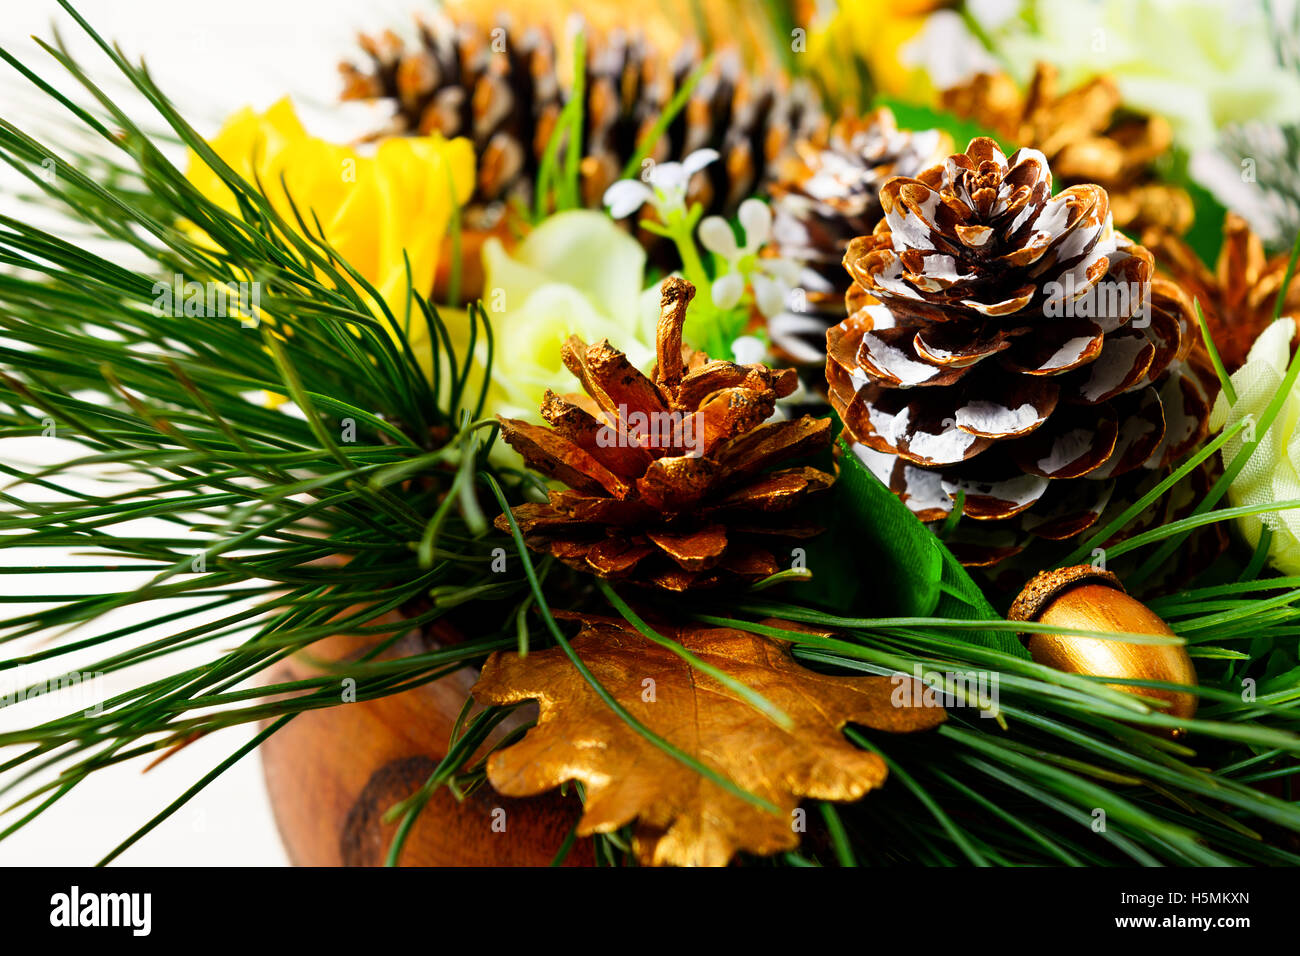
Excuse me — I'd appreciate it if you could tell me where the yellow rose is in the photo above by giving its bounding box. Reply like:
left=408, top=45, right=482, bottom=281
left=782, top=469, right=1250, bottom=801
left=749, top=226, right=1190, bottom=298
left=806, top=0, right=946, bottom=108
left=187, top=98, right=474, bottom=324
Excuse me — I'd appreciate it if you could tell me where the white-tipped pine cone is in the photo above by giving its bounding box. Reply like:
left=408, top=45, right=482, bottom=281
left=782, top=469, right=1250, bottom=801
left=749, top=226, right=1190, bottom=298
left=826, top=138, right=1211, bottom=565
left=767, top=108, right=950, bottom=366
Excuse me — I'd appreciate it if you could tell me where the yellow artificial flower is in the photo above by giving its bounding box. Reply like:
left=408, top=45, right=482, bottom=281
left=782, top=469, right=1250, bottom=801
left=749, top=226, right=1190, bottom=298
left=187, top=97, right=475, bottom=323
left=1209, top=319, right=1300, bottom=574
left=805, top=0, right=951, bottom=108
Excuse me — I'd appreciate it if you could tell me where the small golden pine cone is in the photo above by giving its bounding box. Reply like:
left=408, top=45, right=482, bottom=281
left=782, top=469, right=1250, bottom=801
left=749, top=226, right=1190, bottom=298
left=1144, top=211, right=1300, bottom=372
left=496, top=278, right=835, bottom=590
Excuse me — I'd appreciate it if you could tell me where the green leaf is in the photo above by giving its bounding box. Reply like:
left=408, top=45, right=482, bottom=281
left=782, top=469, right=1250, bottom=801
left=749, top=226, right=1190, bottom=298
left=824, top=437, right=1028, bottom=659
left=829, top=436, right=941, bottom=616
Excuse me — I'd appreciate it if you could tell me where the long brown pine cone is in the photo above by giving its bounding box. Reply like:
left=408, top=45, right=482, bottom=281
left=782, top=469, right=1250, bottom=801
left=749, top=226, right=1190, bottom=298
left=496, top=278, right=835, bottom=590
left=941, top=63, right=1193, bottom=239
left=766, top=108, right=952, bottom=366
left=340, top=17, right=825, bottom=226
left=826, top=137, right=1211, bottom=566
left=1144, top=211, right=1300, bottom=372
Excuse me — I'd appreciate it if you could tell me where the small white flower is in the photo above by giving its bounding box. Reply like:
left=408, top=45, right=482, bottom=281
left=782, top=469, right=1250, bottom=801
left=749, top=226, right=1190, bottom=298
left=603, top=180, right=654, bottom=220
left=730, top=334, right=768, bottom=366
left=602, top=148, right=719, bottom=222
left=710, top=271, right=747, bottom=311
left=699, top=198, right=800, bottom=318
left=751, top=273, right=788, bottom=318
left=738, top=198, right=773, bottom=248
left=698, top=215, right=740, bottom=260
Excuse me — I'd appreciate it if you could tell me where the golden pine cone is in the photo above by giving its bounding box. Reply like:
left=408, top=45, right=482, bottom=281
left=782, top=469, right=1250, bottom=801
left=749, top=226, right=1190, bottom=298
left=340, top=17, right=825, bottom=223
left=940, top=63, right=1193, bottom=238
left=1144, top=212, right=1300, bottom=372
left=827, top=137, right=1211, bottom=565
left=766, top=108, right=952, bottom=365
left=496, top=278, right=835, bottom=590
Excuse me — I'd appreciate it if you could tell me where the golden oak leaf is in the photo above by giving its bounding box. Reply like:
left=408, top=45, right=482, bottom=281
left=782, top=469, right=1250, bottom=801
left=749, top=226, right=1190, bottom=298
left=471, top=615, right=945, bottom=866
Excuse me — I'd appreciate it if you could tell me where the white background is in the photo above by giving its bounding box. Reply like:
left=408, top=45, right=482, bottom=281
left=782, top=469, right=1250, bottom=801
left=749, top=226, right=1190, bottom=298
left=0, top=0, right=432, bottom=867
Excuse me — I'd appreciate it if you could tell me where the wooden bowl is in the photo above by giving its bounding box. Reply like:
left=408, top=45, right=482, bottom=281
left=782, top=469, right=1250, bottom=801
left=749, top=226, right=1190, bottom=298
left=260, top=623, right=594, bottom=866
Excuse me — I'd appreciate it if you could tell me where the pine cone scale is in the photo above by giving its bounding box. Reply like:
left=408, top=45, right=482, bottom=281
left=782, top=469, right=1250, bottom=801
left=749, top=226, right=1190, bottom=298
left=645, top=525, right=730, bottom=571
left=1006, top=404, right=1119, bottom=479
left=1001, top=320, right=1104, bottom=375
left=712, top=417, right=832, bottom=481
left=946, top=472, right=1049, bottom=522
left=561, top=337, right=669, bottom=428
left=947, top=372, right=1059, bottom=439
left=587, top=537, right=658, bottom=576
left=636, top=456, right=719, bottom=510
left=1068, top=328, right=1155, bottom=404
left=712, top=466, right=835, bottom=512
left=539, top=390, right=654, bottom=478
left=1088, top=390, right=1166, bottom=480
left=512, top=420, right=634, bottom=499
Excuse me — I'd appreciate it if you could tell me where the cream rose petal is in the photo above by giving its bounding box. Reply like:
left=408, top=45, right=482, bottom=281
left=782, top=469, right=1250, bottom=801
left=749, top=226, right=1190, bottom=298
left=1216, top=318, right=1300, bottom=575
left=484, top=211, right=647, bottom=325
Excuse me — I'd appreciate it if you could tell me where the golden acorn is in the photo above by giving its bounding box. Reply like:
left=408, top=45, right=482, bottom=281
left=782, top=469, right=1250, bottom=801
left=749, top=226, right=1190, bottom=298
left=1009, top=565, right=1197, bottom=729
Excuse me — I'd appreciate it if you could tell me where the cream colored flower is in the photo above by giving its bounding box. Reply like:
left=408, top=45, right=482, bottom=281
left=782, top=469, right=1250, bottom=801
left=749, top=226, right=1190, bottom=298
left=698, top=199, right=801, bottom=318
left=456, top=210, right=661, bottom=423
left=1209, top=319, right=1300, bottom=574
left=994, top=0, right=1300, bottom=149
